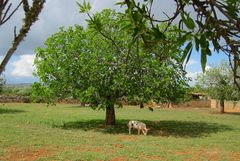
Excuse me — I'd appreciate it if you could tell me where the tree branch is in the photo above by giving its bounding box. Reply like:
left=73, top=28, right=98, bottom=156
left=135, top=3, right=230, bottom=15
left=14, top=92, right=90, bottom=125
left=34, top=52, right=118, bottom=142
left=0, top=0, right=46, bottom=74
left=0, top=0, right=22, bottom=25
left=22, top=0, right=29, bottom=13
left=214, top=2, right=239, bottom=30
left=86, top=12, right=124, bottom=55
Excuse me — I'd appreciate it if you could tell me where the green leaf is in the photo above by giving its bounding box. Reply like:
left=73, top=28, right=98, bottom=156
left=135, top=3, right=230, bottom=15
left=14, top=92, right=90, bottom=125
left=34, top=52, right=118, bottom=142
left=115, top=1, right=126, bottom=6
left=206, top=47, right=211, bottom=56
left=128, top=36, right=138, bottom=49
left=182, top=41, right=192, bottom=64
left=152, top=26, right=165, bottom=40
left=132, top=11, right=142, bottom=22
left=194, top=36, right=200, bottom=52
left=201, top=48, right=207, bottom=72
left=77, top=0, right=91, bottom=13
left=178, top=32, right=192, bottom=46
left=200, top=34, right=207, bottom=48
left=182, top=13, right=195, bottom=30
left=212, top=39, right=220, bottom=53
left=182, top=0, right=190, bottom=4
left=120, top=23, right=133, bottom=31
left=186, top=14, right=195, bottom=29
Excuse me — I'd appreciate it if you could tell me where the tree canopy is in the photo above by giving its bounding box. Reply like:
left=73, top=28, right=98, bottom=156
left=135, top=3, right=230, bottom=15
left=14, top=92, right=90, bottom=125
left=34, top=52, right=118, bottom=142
left=33, top=9, right=190, bottom=125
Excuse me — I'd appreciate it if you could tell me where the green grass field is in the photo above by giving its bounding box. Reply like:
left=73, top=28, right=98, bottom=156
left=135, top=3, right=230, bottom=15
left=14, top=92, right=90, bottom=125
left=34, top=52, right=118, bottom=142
left=0, top=103, right=240, bottom=160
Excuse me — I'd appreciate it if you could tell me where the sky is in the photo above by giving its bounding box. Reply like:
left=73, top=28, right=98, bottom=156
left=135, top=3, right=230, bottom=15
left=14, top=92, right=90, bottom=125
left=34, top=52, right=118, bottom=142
left=0, top=0, right=228, bottom=85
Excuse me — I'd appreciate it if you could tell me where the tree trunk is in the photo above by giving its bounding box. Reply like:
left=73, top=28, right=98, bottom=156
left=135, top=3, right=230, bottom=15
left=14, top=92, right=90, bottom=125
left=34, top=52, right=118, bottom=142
left=167, top=102, right=172, bottom=108
left=220, top=99, right=224, bottom=113
left=140, top=102, right=144, bottom=109
left=105, top=103, right=116, bottom=126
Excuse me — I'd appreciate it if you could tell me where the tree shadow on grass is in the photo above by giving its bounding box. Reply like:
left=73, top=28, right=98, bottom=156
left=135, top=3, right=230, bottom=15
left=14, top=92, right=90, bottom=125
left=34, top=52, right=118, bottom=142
left=0, top=108, right=26, bottom=114
left=56, top=119, right=232, bottom=138
left=144, top=120, right=231, bottom=137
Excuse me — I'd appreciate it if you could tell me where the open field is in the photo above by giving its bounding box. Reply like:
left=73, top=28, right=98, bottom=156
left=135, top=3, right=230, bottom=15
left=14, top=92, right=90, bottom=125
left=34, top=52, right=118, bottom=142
left=0, top=103, right=240, bottom=160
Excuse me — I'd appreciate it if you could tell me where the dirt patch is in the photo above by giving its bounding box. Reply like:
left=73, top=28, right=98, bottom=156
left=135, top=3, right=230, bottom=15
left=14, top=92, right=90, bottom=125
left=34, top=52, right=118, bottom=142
left=144, top=155, right=166, bottom=160
left=75, top=146, right=103, bottom=152
left=112, top=143, right=124, bottom=148
left=2, top=145, right=239, bottom=160
left=176, top=148, right=221, bottom=160
left=109, top=156, right=129, bottom=161
left=228, top=151, right=240, bottom=161
left=176, top=147, right=240, bottom=161
left=1, top=146, right=56, bottom=161
left=1, top=145, right=104, bottom=161
left=117, top=135, right=138, bottom=142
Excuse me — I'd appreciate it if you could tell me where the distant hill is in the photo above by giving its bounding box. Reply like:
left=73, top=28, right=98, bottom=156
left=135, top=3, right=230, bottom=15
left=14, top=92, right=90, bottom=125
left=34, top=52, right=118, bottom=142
left=5, top=83, right=33, bottom=88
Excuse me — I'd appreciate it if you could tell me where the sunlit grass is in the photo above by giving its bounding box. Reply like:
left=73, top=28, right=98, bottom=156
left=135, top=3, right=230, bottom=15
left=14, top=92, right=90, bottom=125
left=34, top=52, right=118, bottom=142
left=0, top=103, right=240, bottom=160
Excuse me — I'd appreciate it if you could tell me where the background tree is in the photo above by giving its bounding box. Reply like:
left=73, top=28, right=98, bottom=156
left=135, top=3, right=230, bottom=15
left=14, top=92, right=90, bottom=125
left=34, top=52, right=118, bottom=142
left=196, top=61, right=240, bottom=113
left=118, top=0, right=240, bottom=88
left=0, top=0, right=45, bottom=75
left=34, top=9, right=189, bottom=125
left=0, top=77, right=5, bottom=94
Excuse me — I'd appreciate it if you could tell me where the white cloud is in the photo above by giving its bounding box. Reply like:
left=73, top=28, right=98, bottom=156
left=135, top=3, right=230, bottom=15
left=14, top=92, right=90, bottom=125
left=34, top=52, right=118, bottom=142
left=11, top=55, right=35, bottom=77
left=206, top=65, right=211, bottom=70
left=186, top=71, right=202, bottom=85
left=187, top=59, right=198, bottom=66
left=186, top=64, right=211, bottom=86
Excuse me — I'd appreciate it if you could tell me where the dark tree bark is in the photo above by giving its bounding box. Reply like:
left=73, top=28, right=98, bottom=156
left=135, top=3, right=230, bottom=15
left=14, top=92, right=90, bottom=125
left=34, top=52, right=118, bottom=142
left=140, top=101, right=144, bottom=109
left=220, top=99, right=224, bottom=113
left=105, top=102, right=115, bottom=126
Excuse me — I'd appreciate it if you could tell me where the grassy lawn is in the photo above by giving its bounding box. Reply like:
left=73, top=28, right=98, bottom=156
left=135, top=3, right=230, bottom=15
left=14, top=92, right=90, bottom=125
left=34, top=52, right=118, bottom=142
left=0, top=103, right=240, bottom=160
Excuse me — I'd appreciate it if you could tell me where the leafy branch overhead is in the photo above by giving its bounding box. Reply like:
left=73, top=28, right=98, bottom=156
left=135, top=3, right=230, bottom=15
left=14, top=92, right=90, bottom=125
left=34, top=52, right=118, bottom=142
left=119, top=0, right=240, bottom=88
left=0, top=0, right=46, bottom=75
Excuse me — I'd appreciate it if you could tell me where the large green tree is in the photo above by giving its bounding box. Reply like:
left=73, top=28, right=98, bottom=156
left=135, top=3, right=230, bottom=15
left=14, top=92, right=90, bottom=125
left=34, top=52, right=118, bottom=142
left=196, top=61, right=240, bottom=113
left=34, top=9, right=189, bottom=125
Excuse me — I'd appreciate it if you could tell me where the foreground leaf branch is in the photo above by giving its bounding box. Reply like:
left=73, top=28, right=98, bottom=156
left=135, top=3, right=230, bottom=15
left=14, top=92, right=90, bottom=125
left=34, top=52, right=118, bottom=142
left=121, top=0, right=240, bottom=88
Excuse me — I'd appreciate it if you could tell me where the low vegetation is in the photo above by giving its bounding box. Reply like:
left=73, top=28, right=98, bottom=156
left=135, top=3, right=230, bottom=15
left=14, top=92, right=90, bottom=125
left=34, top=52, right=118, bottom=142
left=0, top=104, right=239, bottom=160
left=0, top=84, right=32, bottom=97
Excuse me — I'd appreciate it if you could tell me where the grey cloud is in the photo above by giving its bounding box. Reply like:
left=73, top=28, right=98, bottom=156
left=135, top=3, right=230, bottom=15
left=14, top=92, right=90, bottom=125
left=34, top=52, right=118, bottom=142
left=0, top=0, right=117, bottom=83
left=0, top=0, right=115, bottom=57
left=1, top=0, right=175, bottom=57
